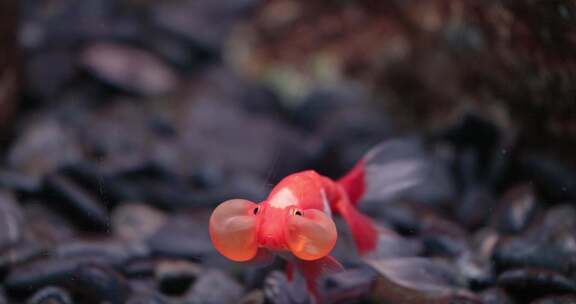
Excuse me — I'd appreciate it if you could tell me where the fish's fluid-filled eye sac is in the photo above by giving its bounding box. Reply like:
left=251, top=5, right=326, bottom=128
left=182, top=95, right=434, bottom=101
left=209, top=199, right=259, bottom=262
left=285, top=209, right=337, bottom=261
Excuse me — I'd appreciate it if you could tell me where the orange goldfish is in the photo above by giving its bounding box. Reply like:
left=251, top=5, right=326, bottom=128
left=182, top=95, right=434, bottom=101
left=209, top=159, right=379, bottom=302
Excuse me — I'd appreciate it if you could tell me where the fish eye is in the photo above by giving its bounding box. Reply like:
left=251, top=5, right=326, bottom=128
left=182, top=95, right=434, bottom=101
left=253, top=207, right=259, bottom=215
left=290, top=208, right=303, bottom=216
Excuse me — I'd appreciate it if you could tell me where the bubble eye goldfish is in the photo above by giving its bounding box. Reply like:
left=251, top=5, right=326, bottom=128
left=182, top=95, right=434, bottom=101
left=209, top=158, right=379, bottom=302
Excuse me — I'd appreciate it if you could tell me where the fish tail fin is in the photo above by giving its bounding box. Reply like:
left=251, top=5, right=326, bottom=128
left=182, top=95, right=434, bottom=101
left=337, top=159, right=366, bottom=206
left=296, top=256, right=343, bottom=304
left=334, top=192, right=379, bottom=255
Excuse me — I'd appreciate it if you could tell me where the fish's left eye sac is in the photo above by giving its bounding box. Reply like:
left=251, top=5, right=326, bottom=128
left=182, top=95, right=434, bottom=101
left=285, top=209, right=337, bottom=261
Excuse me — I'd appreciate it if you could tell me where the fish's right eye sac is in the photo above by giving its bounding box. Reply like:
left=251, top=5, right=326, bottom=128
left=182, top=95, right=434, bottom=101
left=209, top=199, right=259, bottom=262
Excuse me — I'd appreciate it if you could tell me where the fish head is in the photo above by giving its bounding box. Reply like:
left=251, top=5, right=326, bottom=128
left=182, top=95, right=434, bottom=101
left=209, top=196, right=337, bottom=262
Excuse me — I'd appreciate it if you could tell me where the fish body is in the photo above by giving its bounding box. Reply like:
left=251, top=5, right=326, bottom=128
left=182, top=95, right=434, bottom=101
left=209, top=161, right=379, bottom=303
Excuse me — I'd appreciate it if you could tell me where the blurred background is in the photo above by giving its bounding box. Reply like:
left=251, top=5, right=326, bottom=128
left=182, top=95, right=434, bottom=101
left=0, top=0, right=575, bottom=303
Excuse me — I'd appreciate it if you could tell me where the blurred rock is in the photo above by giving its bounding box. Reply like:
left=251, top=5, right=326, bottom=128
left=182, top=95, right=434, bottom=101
left=456, top=252, right=494, bottom=289
left=7, top=117, right=83, bottom=179
left=25, top=48, right=76, bottom=100
left=497, top=268, right=576, bottom=302
left=43, top=173, right=110, bottom=231
left=324, top=267, right=376, bottom=304
left=520, top=155, right=576, bottom=203
left=264, top=271, right=310, bottom=304
left=22, top=202, right=76, bottom=244
left=26, top=286, right=72, bottom=304
left=5, top=256, right=111, bottom=294
left=0, top=242, right=45, bottom=274
left=156, top=260, right=202, bottom=297
left=183, top=269, right=243, bottom=304
left=112, top=203, right=167, bottom=241
left=367, top=257, right=478, bottom=303
left=0, top=170, right=41, bottom=194
left=72, top=264, right=130, bottom=304
left=456, top=185, right=497, bottom=230
left=152, top=0, right=255, bottom=52
left=147, top=215, right=213, bottom=261
left=494, top=183, right=539, bottom=234
left=0, top=190, right=23, bottom=250
left=239, top=289, right=265, bottom=304
left=53, top=239, right=149, bottom=268
left=126, top=291, right=170, bottom=304
left=480, top=288, right=514, bottom=304
left=175, top=70, right=315, bottom=180
left=81, top=42, right=179, bottom=96
left=531, top=296, right=576, bottom=304
left=493, top=204, right=576, bottom=275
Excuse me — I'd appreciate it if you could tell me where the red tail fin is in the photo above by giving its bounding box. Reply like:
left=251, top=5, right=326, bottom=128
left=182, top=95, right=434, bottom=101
left=334, top=195, right=379, bottom=254
left=337, top=159, right=366, bottom=206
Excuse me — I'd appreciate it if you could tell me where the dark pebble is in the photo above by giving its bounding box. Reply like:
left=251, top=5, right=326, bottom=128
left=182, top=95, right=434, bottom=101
left=494, top=183, right=539, bottom=234
left=183, top=269, right=244, bottom=304
left=72, top=263, right=130, bottom=304
left=531, top=295, right=576, bottom=304
left=7, top=117, right=82, bottom=179
left=520, top=155, right=576, bottom=203
left=25, top=48, right=77, bottom=100
left=238, top=290, right=265, bottom=304
left=0, top=242, right=46, bottom=274
left=112, top=203, right=167, bottom=241
left=498, top=268, right=576, bottom=301
left=420, top=214, right=469, bottom=258
left=456, top=252, right=494, bottom=289
left=493, top=237, right=576, bottom=275
left=156, top=260, right=202, bottom=296
left=479, top=288, right=514, bottom=304
left=456, top=185, right=496, bottom=230
left=122, top=259, right=155, bottom=278
left=367, top=257, right=478, bottom=303
left=0, top=288, right=6, bottom=304
left=146, top=215, right=213, bottom=260
left=126, top=292, right=170, bottom=304
left=80, top=42, right=179, bottom=96
left=264, top=271, right=310, bottom=304
left=43, top=173, right=110, bottom=231
left=324, top=267, right=376, bottom=304
left=151, top=0, right=253, bottom=52
left=4, top=256, right=111, bottom=294
left=22, top=202, right=77, bottom=244
left=0, top=169, right=41, bottom=193
left=372, top=201, right=426, bottom=235
left=0, top=190, right=23, bottom=249
left=26, top=286, right=72, bottom=304
left=53, top=239, right=150, bottom=267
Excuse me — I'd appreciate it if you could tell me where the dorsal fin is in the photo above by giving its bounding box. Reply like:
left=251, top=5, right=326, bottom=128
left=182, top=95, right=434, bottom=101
left=337, top=159, right=366, bottom=206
